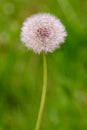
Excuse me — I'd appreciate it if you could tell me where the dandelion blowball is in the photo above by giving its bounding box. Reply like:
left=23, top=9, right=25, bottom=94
left=21, top=13, right=67, bottom=54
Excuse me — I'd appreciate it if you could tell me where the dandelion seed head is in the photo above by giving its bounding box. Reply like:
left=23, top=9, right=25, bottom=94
left=21, top=13, right=67, bottom=54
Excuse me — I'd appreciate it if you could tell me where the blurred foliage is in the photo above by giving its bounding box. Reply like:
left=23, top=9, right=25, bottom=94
left=0, top=0, right=87, bottom=130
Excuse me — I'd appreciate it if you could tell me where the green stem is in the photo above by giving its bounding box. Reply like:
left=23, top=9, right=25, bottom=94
left=35, top=53, right=47, bottom=130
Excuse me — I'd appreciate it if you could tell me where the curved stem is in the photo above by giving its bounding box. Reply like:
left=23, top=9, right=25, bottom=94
left=35, top=53, right=47, bottom=130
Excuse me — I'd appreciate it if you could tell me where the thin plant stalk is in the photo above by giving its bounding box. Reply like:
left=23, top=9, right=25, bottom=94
left=35, top=53, right=47, bottom=130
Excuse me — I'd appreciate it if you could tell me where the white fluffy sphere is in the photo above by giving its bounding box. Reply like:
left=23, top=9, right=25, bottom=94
left=21, top=13, right=67, bottom=54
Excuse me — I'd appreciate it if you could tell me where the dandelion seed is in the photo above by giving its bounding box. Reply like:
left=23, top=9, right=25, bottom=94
left=21, top=13, right=67, bottom=54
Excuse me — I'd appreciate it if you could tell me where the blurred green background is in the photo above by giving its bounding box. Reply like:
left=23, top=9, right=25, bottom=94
left=0, top=0, right=87, bottom=130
